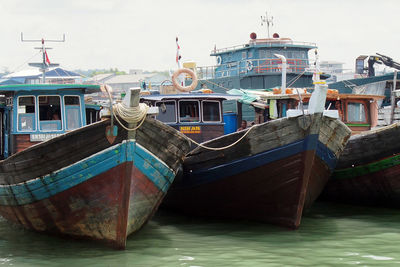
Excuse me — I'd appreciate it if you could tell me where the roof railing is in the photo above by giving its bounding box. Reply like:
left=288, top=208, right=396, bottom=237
left=211, top=40, right=317, bottom=55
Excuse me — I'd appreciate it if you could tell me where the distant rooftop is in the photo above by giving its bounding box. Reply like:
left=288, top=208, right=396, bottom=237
left=4, top=67, right=81, bottom=79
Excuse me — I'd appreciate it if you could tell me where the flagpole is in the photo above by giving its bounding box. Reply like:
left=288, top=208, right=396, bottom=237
left=41, top=39, right=46, bottom=83
left=176, top=37, right=185, bottom=87
left=21, top=33, right=64, bottom=83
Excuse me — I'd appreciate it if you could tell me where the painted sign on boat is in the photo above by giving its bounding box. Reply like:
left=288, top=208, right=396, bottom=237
left=180, top=126, right=201, bottom=134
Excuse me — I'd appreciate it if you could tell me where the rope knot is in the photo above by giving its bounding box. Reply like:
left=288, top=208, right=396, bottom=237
left=112, top=102, right=149, bottom=131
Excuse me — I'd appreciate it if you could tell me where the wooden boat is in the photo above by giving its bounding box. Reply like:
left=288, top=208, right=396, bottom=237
left=318, top=93, right=400, bottom=206
left=0, top=84, right=191, bottom=249
left=238, top=88, right=393, bottom=207
left=141, top=82, right=351, bottom=228
left=322, top=123, right=400, bottom=206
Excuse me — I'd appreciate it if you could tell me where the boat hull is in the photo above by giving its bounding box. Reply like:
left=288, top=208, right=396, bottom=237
left=0, top=118, right=191, bottom=249
left=163, top=114, right=350, bottom=228
left=322, top=123, right=400, bottom=206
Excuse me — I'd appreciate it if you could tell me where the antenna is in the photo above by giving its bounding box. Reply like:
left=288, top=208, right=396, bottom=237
left=21, top=33, right=65, bottom=83
left=260, top=11, right=273, bottom=38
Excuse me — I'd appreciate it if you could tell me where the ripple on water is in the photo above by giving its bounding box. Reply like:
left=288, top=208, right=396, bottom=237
left=0, top=203, right=400, bottom=266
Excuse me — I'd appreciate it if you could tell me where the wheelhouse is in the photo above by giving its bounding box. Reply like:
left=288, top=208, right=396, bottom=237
left=248, top=90, right=384, bottom=134
left=0, top=84, right=100, bottom=158
left=141, top=93, right=241, bottom=143
left=192, top=34, right=319, bottom=91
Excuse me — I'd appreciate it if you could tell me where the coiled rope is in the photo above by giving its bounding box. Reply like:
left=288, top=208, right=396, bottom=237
left=102, top=85, right=149, bottom=131
left=113, top=102, right=149, bottom=131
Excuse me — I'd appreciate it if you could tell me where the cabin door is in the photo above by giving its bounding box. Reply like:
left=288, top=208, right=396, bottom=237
left=0, top=108, right=8, bottom=159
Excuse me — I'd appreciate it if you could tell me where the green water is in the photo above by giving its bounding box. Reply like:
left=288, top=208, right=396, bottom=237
left=1, top=202, right=400, bottom=266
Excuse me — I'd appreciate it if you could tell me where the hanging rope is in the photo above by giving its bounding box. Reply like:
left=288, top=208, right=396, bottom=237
left=9, top=50, right=41, bottom=74
left=203, top=79, right=231, bottom=91
left=287, top=70, right=307, bottom=88
left=186, top=126, right=255, bottom=151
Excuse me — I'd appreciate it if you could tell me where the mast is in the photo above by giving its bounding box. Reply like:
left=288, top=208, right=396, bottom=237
left=21, top=33, right=65, bottom=83
left=261, top=11, right=273, bottom=38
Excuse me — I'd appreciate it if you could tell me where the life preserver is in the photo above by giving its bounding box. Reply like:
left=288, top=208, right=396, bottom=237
left=246, top=60, right=253, bottom=71
left=172, top=68, right=198, bottom=92
left=216, top=56, right=222, bottom=65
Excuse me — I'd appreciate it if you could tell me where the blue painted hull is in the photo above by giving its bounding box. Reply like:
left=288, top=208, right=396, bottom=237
left=178, top=135, right=336, bottom=188
left=0, top=119, right=191, bottom=249
left=162, top=114, right=348, bottom=228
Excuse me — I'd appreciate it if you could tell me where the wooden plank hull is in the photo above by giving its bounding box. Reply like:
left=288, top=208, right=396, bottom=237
left=163, top=114, right=350, bottom=228
left=0, top=118, right=191, bottom=249
left=322, top=123, right=400, bottom=206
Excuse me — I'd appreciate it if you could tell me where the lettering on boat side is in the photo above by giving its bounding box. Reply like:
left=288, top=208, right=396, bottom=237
left=180, top=126, right=201, bottom=134
left=30, top=133, right=63, bottom=142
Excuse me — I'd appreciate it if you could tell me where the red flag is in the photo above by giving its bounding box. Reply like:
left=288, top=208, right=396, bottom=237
left=45, top=49, right=51, bottom=66
left=176, top=37, right=181, bottom=65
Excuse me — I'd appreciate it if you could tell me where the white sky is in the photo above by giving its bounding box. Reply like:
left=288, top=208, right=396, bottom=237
left=1, top=0, right=399, bottom=74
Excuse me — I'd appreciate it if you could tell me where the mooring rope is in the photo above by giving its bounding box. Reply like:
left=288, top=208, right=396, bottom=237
left=186, top=126, right=255, bottom=151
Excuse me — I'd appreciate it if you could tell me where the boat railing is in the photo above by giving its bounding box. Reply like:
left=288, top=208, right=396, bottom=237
left=196, top=65, right=218, bottom=79
left=196, top=58, right=311, bottom=79
left=210, top=40, right=317, bottom=55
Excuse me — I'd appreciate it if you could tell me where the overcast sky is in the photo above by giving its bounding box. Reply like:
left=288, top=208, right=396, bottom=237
left=1, top=0, right=399, bottom=74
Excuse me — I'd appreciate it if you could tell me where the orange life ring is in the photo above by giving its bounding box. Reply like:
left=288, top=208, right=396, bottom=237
left=172, top=68, right=198, bottom=92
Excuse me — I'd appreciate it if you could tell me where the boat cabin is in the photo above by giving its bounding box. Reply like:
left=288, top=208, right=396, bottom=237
left=247, top=89, right=385, bottom=134
left=191, top=33, right=320, bottom=92
left=0, top=84, right=100, bottom=158
left=140, top=93, right=242, bottom=143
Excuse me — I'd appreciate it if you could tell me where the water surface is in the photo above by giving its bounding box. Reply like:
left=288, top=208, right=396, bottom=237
left=1, top=202, right=400, bottom=266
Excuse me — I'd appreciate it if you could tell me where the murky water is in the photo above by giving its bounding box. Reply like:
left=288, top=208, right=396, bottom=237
left=1, top=202, right=400, bottom=266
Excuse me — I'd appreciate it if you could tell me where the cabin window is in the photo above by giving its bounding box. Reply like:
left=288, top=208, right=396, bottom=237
left=242, top=52, right=247, bottom=59
left=347, top=102, right=366, bottom=122
left=17, top=96, right=36, bottom=131
left=38, top=95, right=62, bottom=131
left=179, top=100, right=200, bottom=123
left=248, top=52, right=253, bottom=58
left=259, top=49, right=267, bottom=59
left=202, top=101, right=221, bottom=122
left=64, top=96, right=82, bottom=130
left=156, top=101, right=176, bottom=123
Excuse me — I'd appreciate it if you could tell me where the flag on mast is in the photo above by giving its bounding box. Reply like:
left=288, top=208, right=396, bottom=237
left=44, top=49, right=51, bottom=66
left=176, top=37, right=182, bottom=69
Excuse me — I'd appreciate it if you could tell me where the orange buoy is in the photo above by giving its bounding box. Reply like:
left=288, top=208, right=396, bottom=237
left=199, top=88, right=213, bottom=94
left=273, top=88, right=282, bottom=94
left=285, top=88, right=293, bottom=94
left=327, top=89, right=339, bottom=95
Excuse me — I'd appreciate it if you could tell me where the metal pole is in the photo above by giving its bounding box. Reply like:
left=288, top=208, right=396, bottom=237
left=274, top=54, right=287, bottom=92
left=42, top=39, right=46, bottom=83
left=390, top=70, right=398, bottom=124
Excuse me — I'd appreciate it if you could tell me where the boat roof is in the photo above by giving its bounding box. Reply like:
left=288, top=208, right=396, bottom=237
left=329, top=72, right=400, bottom=93
left=210, top=38, right=317, bottom=56
left=255, top=91, right=385, bottom=101
left=0, top=83, right=101, bottom=94
left=140, top=93, right=242, bottom=102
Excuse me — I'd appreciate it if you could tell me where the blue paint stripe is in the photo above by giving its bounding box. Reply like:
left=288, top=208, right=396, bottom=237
left=134, top=143, right=175, bottom=192
left=315, top=141, right=338, bottom=171
left=0, top=144, right=125, bottom=200
left=182, top=135, right=337, bottom=188
left=0, top=140, right=175, bottom=206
